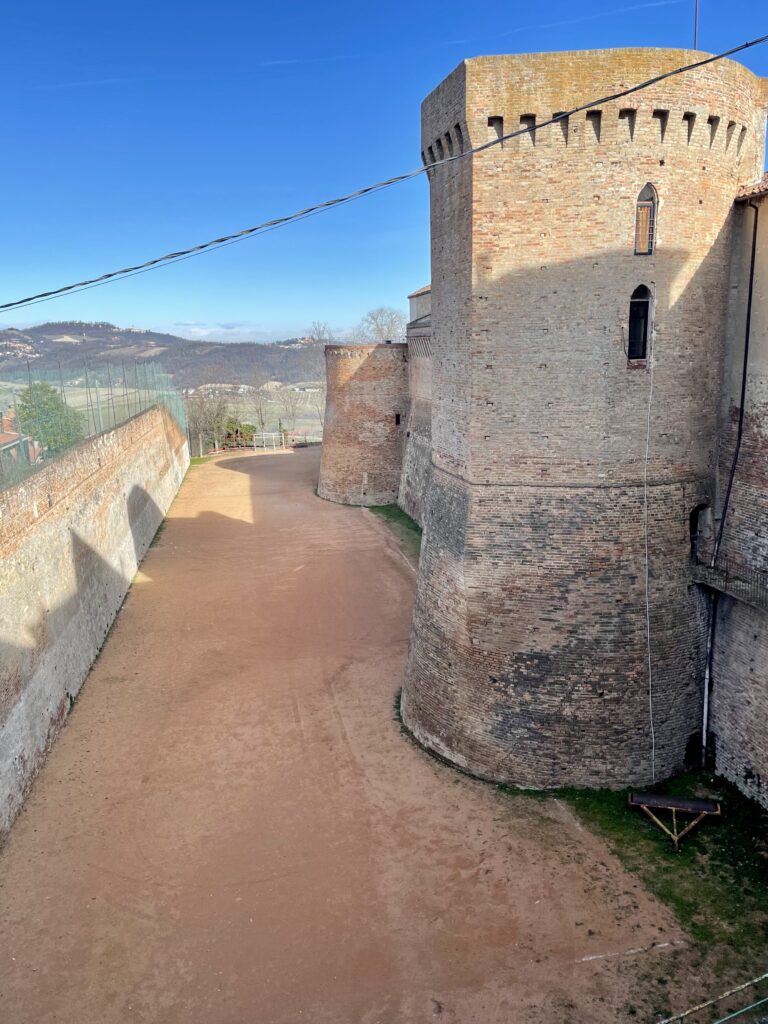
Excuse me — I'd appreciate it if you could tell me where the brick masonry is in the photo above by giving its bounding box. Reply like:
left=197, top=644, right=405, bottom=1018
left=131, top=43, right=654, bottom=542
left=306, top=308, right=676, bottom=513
left=318, top=48, right=768, bottom=796
left=401, top=49, right=768, bottom=787
left=709, top=191, right=768, bottom=806
left=318, top=344, right=408, bottom=506
left=0, top=405, right=189, bottom=835
left=399, top=324, right=433, bottom=526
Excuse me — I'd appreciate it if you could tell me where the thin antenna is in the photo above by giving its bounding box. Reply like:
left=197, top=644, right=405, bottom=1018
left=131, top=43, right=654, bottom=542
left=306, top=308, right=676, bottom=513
left=694, top=0, right=699, bottom=49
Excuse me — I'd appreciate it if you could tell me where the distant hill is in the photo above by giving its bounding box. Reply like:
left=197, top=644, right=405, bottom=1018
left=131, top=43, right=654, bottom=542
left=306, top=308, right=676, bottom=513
left=0, top=321, right=326, bottom=388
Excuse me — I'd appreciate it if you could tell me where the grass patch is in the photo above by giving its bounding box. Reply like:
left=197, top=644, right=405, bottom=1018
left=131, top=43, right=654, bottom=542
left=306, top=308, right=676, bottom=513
left=501, top=772, right=768, bottom=977
left=368, top=504, right=422, bottom=565
left=189, top=456, right=210, bottom=465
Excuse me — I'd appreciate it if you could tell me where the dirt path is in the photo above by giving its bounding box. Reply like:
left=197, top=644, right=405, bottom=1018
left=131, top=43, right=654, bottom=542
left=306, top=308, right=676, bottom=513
left=0, top=450, right=685, bottom=1023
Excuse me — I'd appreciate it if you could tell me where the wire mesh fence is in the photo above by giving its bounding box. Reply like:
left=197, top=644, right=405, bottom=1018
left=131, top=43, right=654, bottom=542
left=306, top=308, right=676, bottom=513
left=0, top=361, right=185, bottom=491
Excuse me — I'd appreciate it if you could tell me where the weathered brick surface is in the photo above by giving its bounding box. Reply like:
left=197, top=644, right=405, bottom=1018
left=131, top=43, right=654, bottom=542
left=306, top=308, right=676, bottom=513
left=0, top=406, right=189, bottom=834
left=711, top=598, right=768, bottom=807
left=399, top=329, right=433, bottom=526
left=709, top=192, right=768, bottom=806
left=718, top=195, right=768, bottom=570
left=318, top=344, right=408, bottom=505
left=402, top=50, right=768, bottom=787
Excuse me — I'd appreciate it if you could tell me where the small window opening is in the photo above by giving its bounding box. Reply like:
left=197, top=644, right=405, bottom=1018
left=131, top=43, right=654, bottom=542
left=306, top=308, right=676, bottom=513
left=707, top=115, right=720, bottom=149
left=652, top=109, right=670, bottom=142
left=454, top=122, right=465, bottom=153
left=619, top=108, right=636, bottom=141
left=737, top=126, right=747, bottom=155
left=421, top=151, right=428, bottom=167
left=628, top=285, right=651, bottom=360
left=682, top=111, right=696, bottom=144
left=395, top=413, right=401, bottom=426
left=725, top=121, right=737, bottom=150
left=635, top=183, right=657, bottom=255
left=553, top=111, right=569, bottom=144
left=520, top=113, right=536, bottom=145
left=444, top=131, right=454, bottom=156
left=435, top=137, right=445, bottom=161
left=427, top=145, right=436, bottom=164
left=488, top=116, right=504, bottom=143
left=586, top=110, right=602, bottom=142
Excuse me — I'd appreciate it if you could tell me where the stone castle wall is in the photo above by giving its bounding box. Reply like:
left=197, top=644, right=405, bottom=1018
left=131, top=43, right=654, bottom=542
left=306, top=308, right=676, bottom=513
left=402, top=50, right=768, bottom=787
left=399, top=330, right=433, bottom=526
left=0, top=405, right=189, bottom=835
left=710, top=191, right=768, bottom=806
left=318, top=344, right=408, bottom=506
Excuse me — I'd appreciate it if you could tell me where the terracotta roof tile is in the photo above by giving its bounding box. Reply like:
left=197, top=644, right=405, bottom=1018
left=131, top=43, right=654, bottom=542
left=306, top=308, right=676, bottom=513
left=736, top=173, right=768, bottom=201
left=407, top=284, right=431, bottom=298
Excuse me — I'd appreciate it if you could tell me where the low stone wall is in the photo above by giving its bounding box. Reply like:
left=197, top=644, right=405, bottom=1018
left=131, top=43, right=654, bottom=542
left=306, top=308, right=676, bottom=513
left=0, top=405, right=188, bottom=836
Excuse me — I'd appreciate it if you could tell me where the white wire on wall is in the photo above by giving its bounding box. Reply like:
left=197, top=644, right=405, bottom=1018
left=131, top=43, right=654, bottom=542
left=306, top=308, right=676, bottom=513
left=643, top=294, right=657, bottom=781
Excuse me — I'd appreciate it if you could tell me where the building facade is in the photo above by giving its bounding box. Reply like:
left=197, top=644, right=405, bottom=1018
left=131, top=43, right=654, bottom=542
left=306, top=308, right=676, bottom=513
left=318, top=49, right=768, bottom=802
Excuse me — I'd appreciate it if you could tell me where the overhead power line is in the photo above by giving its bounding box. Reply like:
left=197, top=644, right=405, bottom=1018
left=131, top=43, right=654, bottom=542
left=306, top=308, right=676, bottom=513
left=2, top=33, right=768, bottom=314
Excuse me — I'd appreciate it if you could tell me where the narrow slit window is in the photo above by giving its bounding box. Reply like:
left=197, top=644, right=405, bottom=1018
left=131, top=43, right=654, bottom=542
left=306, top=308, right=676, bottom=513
left=737, top=125, right=747, bottom=155
left=708, top=115, right=720, bottom=148
left=444, top=130, right=454, bottom=156
left=586, top=110, right=602, bottom=142
left=553, top=111, right=569, bottom=144
left=488, top=116, right=504, bottom=143
left=725, top=121, right=737, bottom=150
left=520, top=113, right=536, bottom=145
left=635, top=183, right=657, bottom=255
left=421, top=151, right=428, bottom=166
left=628, top=286, right=651, bottom=360
left=682, top=112, right=696, bottom=144
left=427, top=145, right=436, bottom=164
left=652, top=109, right=669, bottom=142
left=454, top=122, right=465, bottom=153
left=619, top=108, right=636, bottom=141
left=395, top=413, right=401, bottom=426
left=435, top=137, right=445, bottom=161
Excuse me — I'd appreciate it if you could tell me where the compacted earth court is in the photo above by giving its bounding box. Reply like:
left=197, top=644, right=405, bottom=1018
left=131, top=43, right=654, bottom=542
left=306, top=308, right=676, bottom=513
left=0, top=448, right=701, bottom=1023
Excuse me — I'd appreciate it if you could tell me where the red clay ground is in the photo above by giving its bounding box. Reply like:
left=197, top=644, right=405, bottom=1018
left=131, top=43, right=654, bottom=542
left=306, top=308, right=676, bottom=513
left=0, top=449, right=687, bottom=1023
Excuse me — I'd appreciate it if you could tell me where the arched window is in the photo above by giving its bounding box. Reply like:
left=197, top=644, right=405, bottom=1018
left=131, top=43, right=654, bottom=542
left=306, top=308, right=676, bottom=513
left=628, top=286, right=651, bottom=360
left=635, top=183, right=657, bottom=255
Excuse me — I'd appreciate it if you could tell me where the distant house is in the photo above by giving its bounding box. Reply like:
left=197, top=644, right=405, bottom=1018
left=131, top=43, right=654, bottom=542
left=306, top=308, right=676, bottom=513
left=0, top=410, right=41, bottom=477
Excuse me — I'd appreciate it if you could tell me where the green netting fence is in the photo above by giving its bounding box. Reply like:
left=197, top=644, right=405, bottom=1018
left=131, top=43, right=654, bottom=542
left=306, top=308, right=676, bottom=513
left=0, top=362, right=186, bottom=491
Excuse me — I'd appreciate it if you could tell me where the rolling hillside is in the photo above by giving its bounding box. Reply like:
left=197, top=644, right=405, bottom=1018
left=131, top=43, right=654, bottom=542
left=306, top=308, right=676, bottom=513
left=0, top=321, right=326, bottom=388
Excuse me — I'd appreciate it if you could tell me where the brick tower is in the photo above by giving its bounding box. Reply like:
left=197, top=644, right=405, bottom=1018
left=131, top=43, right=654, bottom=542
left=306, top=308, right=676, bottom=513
left=318, top=343, right=408, bottom=505
left=401, top=49, right=768, bottom=787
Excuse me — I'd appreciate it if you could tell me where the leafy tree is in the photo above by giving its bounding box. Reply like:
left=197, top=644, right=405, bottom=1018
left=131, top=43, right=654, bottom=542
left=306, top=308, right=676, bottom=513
left=16, top=382, right=85, bottom=454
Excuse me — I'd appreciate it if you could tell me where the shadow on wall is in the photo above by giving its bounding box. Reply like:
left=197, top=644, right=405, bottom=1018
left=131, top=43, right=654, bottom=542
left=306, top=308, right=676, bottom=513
left=0, top=476, right=171, bottom=837
left=403, top=223, right=736, bottom=789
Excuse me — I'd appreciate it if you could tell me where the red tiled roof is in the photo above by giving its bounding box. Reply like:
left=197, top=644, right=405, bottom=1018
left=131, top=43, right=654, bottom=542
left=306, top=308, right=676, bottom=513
left=407, top=284, right=431, bottom=298
left=736, top=173, right=768, bottom=201
left=0, top=432, right=22, bottom=446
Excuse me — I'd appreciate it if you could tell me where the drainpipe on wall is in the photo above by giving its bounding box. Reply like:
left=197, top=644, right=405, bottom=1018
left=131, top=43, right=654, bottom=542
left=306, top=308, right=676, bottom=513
left=701, top=199, right=760, bottom=768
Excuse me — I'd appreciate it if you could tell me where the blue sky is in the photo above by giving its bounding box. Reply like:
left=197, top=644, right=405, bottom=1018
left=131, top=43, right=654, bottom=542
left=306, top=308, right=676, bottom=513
left=3, top=0, right=767, bottom=341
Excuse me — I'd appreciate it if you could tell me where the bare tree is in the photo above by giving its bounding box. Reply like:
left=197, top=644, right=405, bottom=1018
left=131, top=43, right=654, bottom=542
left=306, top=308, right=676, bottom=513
left=251, top=387, right=271, bottom=433
left=308, top=321, right=334, bottom=344
left=279, top=388, right=303, bottom=434
left=312, top=382, right=327, bottom=429
left=354, top=306, right=407, bottom=344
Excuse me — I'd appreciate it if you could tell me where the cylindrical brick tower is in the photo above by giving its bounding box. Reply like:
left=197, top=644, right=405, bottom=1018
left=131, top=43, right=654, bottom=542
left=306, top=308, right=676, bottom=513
left=402, top=49, right=768, bottom=787
left=318, top=343, right=408, bottom=505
